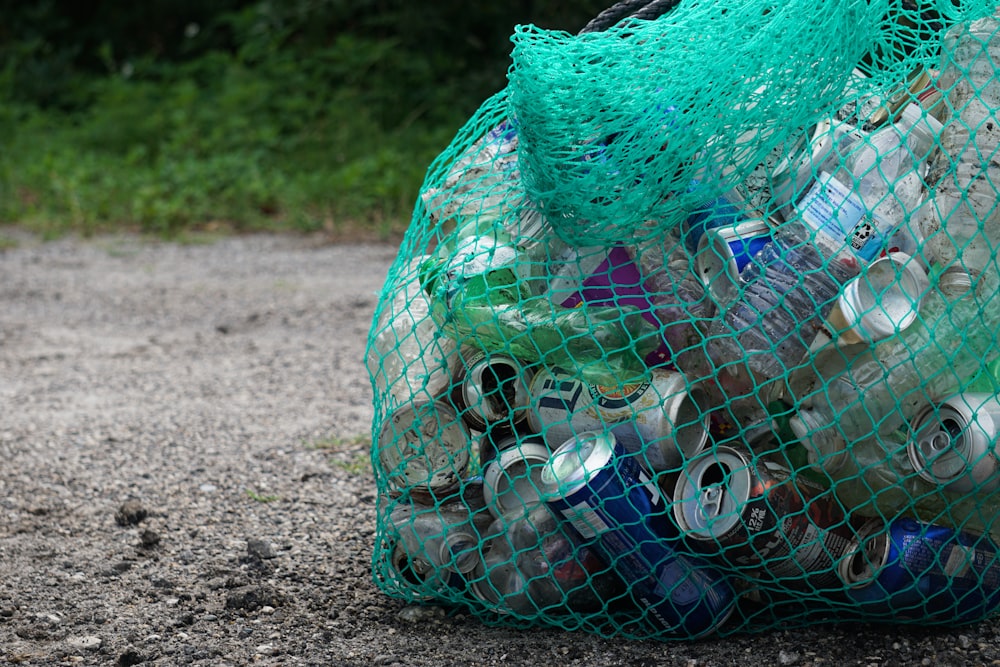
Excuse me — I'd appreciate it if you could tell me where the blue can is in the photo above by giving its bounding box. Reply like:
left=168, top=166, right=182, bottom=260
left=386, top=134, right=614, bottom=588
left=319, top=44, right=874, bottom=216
left=840, top=517, right=1000, bottom=623
left=539, top=430, right=736, bottom=638
left=683, top=194, right=747, bottom=254
left=694, top=218, right=774, bottom=306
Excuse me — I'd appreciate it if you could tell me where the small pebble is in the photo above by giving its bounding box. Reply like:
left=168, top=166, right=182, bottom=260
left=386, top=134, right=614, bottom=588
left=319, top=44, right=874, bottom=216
left=779, top=649, right=800, bottom=666
left=67, top=635, right=102, bottom=651
left=247, top=539, right=276, bottom=560
left=396, top=605, right=445, bottom=624
left=139, top=529, right=160, bottom=548
left=115, top=499, right=148, bottom=527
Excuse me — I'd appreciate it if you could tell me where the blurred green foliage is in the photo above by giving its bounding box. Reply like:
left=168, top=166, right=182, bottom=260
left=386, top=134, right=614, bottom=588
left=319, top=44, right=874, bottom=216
left=0, top=0, right=609, bottom=238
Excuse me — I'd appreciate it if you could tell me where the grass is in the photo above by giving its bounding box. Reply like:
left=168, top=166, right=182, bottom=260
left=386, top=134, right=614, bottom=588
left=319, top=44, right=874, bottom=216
left=0, top=49, right=468, bottom=242
left=310, top=434, right=373, bottom=476
left=245, top=489, right=281, bottom=503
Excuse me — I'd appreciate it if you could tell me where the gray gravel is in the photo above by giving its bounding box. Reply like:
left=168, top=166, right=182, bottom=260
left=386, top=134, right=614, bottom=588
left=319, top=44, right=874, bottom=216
left=2, top=231, right=999, bottom=666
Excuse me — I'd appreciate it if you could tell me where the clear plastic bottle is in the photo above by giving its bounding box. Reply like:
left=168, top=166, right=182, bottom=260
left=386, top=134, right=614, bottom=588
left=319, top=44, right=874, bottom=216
left=785, top=268, right=1000, bottom=457
left=388, top=502, right=483, bottom=593
left=915, top=11, right=1000, bottom=277
left=420, top=228, right=661, bottom=386
left=421, top=120, right=521, bottom=224
left=470, top=504, right=623, bottom=617
left=627, top=226, right=717, bottom=376
left=367, top=254, right=461, bottom=412
left=705, top=104, right=941, bottom=400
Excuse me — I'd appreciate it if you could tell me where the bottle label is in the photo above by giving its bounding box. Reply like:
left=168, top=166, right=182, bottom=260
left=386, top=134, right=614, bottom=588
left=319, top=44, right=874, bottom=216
left=796, top=172, right=888, bottom=264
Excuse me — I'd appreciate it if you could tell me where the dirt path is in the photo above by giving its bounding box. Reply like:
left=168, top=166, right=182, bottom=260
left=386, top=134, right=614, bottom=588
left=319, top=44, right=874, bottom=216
left=0, top=232, right=994, bottom=666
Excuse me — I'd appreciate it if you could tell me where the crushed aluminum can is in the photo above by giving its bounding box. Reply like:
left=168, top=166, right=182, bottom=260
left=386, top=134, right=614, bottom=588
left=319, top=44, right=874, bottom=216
left=377, top=400, right=472, bottom=498
left=451, top=345, right=535, bottom=432
left=908, top=392, right=1000, bottom=495
left=526, top=367, right=709, bottom=474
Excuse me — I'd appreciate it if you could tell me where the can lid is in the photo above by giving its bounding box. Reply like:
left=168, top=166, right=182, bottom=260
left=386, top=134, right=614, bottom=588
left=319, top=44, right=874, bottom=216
left=377, top=400, right=471, bottom=492
left=672, top=446, right=753, bottom=541
left=908, top=393, right=1000, bottom=493
left=837, top=517, right=890, bottom=588
left=539, top=431, right=616, bottom=500
left=482, top=441, right=551, bottom=519
left=837, top=252, right=928, bottom=342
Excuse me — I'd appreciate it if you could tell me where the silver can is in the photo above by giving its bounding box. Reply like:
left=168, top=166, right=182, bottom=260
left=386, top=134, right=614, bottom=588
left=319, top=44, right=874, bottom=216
left=481, top=437, right=551, bottom=519
left=673, top=446, right=856, bottom=587
left=526, top=367, right=709, bottom=472
left=694, top=218, right=774, bottom=306
left=452, top=345, right=534, bottom=432
left=377, top=400, right=472, bottom=497
left=908, top=392, right=1000, bottom=495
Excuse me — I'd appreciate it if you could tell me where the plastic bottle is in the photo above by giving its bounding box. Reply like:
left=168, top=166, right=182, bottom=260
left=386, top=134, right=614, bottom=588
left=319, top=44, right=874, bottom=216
left=705, top=104, right=941, bottom=399
left=915, top=11, right=1000, bottom=278
left=420, top=226, right=661, bottom=386
left=421, top=120, right=521, bottom=224
left=470, top=504, right=623, bottom=617
left=388, top=502, right=483, bottom=592
left=767, top=117, right=862, bottom=223
left=627, top=226, right=717, bottom=375
left=785, top=266, right=1000, bottom=457
left=367, top=254, right=461, bottom=412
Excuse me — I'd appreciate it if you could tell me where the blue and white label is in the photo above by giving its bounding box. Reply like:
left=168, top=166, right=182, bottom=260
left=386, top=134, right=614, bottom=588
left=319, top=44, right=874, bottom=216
left=796, top=171, right=888, bottom=264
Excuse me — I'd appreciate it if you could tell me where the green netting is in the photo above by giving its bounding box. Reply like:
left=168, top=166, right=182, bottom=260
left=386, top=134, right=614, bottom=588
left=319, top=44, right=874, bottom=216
left=364, top=0, right=1000, bottom=640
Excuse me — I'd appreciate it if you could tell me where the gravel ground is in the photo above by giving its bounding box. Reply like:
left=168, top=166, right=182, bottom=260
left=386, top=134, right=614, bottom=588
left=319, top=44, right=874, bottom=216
left=2, top=231, right=1000, bottom=666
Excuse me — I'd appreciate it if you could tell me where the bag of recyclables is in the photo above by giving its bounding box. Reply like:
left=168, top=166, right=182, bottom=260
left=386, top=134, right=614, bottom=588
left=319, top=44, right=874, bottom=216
left=364, top=0, right=1000, bottom=639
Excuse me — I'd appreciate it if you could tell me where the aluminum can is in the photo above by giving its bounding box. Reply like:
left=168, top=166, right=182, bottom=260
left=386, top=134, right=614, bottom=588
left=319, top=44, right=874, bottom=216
left=376, top=400, right=472, bottom=497
left=526, top=367, right=710, bottom=473
left=673, top=445, right=855, bottom=588
left=682, top=193, right=746, bottom=254
left=908, top=392, right=1000, bottom=495
left=694, top=218, right=774, bottom=306
left=452, top=345, right=535, bottom=432
left=839, top=516, right=1000, bottom=623
left=482, top=437, right=550, bottom=519
left=539, top=430, right=735, bottom=638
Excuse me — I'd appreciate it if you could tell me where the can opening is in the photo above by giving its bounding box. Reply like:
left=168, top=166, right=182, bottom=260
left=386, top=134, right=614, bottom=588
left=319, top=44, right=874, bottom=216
left=845, top=545, right=871, bottom=582
left=482, top=360, right=519, bottom=412
left=541, top=433, right=601, bottom=493
left=700, top=461, right=729, bottom=488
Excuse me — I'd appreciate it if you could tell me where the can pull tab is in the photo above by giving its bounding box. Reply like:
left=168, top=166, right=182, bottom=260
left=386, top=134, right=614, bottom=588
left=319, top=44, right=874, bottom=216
left=697, top=484, right=725, bottom=521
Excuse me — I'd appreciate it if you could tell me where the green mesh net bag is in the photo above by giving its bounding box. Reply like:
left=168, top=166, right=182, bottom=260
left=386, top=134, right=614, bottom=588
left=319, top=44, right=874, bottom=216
left=364, top=0, right=1000, bottom=639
